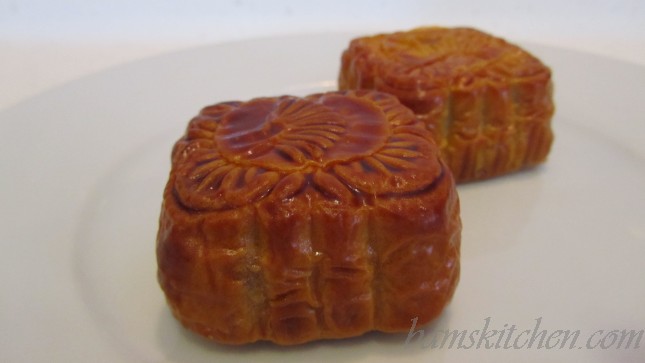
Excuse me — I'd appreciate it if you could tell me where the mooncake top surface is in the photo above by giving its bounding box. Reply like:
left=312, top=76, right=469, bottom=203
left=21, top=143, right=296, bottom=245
left=170, top=90, right=444, bottom=211
left=348, top=27, right=550, bottom=88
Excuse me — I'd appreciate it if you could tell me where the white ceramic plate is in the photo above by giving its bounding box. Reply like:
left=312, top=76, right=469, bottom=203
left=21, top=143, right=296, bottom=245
left=1, top=33, right=644, bottom=363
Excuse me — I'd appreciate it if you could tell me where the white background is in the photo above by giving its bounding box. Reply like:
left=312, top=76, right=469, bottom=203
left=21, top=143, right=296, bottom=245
left=1, top=0, right=644, bottom=110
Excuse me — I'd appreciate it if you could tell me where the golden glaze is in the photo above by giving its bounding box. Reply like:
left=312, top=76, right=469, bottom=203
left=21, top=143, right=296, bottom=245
left=339, top=27, right=555, bottom=182
left=157, top=90, right=461, bottom=345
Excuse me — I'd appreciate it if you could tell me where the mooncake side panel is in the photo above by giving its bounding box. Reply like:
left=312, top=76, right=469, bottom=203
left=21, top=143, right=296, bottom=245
left=369, top=168, right=461, bottom=332
left=255, top=187, right=320, bottom=345
left=310, top=199, right=375, bottom=339
left=157, top=179, right=262, bottom=344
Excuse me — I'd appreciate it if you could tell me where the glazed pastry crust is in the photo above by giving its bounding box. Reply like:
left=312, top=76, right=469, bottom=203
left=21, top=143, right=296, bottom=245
left=157, top=90, right=461, bottom=345
left=339, top=27, right=555, bottom=182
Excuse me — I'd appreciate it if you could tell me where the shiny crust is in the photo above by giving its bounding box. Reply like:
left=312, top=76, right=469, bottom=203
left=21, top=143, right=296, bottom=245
left=157, top=90, right=461, bottom=345
left=339, top=27, right=555, bottom=182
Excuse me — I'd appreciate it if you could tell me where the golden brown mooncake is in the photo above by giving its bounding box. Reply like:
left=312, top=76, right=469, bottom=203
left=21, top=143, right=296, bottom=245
left=339, top=27, right=555, bottom=182
left=156, top=90, right=461, bottom=345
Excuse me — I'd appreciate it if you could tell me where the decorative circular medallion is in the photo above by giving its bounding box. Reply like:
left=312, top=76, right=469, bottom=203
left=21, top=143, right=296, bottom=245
left=171, top=90, right=442, bottom=211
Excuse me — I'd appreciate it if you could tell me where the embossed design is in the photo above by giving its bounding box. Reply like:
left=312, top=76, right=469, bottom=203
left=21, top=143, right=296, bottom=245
left=215, top=97, right=346, bottom=168
left=214, top=95, right=390, bottom=170
left=171, top=91, right=443, bottom=211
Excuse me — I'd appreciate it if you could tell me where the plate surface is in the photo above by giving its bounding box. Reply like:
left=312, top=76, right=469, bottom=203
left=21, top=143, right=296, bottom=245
left=1, top=33, right=644, bottom=362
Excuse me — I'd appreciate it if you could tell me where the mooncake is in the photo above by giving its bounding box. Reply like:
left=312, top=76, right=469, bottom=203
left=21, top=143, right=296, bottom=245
left=157, top=90, right=461, bottom=345
left=339, top=27, right=555, bottom=182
